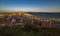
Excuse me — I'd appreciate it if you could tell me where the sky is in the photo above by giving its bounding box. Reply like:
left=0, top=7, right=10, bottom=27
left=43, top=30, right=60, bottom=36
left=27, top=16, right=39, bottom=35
left=0, top=0, right=60, bottom=12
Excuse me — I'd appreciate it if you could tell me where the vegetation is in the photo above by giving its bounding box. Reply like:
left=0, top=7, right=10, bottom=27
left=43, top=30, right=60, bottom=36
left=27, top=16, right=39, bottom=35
left=0, top=24, right=60, bottom=36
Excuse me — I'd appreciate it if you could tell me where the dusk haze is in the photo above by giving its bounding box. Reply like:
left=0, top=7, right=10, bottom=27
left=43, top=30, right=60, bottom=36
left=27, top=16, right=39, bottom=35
left=0, top=0, right=60, bottom=12
left=0, top=0, right=60, bottom=36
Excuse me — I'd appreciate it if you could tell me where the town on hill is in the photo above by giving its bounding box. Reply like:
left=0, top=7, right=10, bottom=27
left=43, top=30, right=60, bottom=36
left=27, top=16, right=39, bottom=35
left=0, top=12, right=60, bottom=28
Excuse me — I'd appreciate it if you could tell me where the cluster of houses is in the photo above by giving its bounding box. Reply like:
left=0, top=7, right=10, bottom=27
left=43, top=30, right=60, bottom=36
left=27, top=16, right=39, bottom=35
left=0, top=12, right=60, bottom=28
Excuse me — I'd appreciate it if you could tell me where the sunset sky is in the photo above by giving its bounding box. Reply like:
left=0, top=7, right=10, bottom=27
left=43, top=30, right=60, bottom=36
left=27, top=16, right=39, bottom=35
left=0, top=0, right=60, bottom=12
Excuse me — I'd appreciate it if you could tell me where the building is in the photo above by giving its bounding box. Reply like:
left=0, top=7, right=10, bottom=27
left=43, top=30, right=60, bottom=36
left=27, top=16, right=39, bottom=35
left=41, top=19, right=52, bottom=28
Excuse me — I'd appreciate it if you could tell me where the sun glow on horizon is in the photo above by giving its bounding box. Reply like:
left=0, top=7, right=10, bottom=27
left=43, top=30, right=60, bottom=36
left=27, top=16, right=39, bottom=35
left=0, top=6, right=60, bottom=12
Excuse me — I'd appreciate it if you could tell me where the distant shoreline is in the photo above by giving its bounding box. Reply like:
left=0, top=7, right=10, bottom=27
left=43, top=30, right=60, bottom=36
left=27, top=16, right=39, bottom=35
left=0, top=11, right=60, bottom=13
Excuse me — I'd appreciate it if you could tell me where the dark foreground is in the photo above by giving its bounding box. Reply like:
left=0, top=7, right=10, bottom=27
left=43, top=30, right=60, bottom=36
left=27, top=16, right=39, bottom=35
left=0, top=24, right=60, bottom=36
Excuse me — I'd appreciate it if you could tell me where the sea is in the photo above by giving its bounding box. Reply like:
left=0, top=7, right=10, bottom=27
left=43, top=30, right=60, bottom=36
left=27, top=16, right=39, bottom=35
left=27, top=12, right=60, bottom=18
left=27, top=12, right=60, bottom=27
